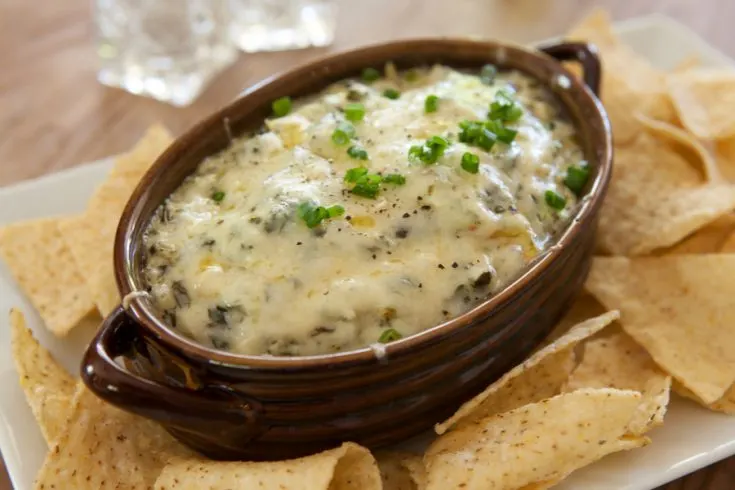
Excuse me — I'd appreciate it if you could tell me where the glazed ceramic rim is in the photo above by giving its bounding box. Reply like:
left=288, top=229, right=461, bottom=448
left=116, top=37, right=612, bottom=370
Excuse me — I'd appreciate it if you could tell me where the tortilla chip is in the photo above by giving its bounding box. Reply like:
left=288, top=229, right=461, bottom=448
left=565, top=330, right=672, bottom=434
left=10, top=309, right=76, bottom=445
left=0, top=217, right=95, bottom=335
left=567, top=10, right=675, bottom=145
left=673, top=55, right=703, bottom=73
left=586, top=255, right=735, bottom=404
left=722, top=229, right=735, bottom=252
left=636, top=113, right=721, bottom=181
left=435, top=311, right=618, bottom=434
left=376, top=452, right=426, bottom=490
left=597, top=134, right=735, bottom=255
left=425, top=388, right=648, bottom=490
left=59, top=125, right=173, bottom=316
left=674, top=381, right=735, bottom=415
left=715, top=136, right=735, bottom=183
left=541, top=293, right=607, bottom=345
left=154, top=443, right=381, bottom=490
left=655, top=214, right=735, bottom=255
left=668, top=68, right=735, bottom=139
left=34, top=384, right=191, bottom=490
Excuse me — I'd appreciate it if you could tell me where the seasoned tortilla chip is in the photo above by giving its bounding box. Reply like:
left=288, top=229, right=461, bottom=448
left=425, top=388, right=647, bottom=490
left=435, top=311, right=618, bottom=434
left=586, top=255, right=735, bottom=404
left=715, top=136, right=735, bottom=183
left=376, top=452, right=426, bottom=490
left=674, top=381, right=735, bottom=415
left=59, top=125, right=173, bottom=316
left=567, top=10, right=675, bottom=145
left=597, top=134, right=735, bottom=255
left=636, top=113, right=720, bottom=181
left=565, top=330, right=672, bottom=434
left=154, top=443, right=381, bottom=490
left=34, top=384, right=191, bottom=490
left=0, top=217, right=95, bottom=335
left=673, top=55, right=703, bottom=73
left=668, top=68, right=735, bottom=139
left=10, top=309, right=76, bottom=445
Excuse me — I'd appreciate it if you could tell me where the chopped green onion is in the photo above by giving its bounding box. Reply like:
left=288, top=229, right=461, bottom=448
left=544, top=190, right=567, bottom=210
left=564, top=164, right=590, bottom=196
left=344, top=167, right=369, bottom=183
left=489, top=90, right=523, bottom=122
left=297, top=202, right=345, bottom=228
left=484, top=119, right=518, bottom=144
left=383, top=173, right=406, bottom=185
left=331, top=122, right=356, bottom=145
left=383, top=88, right=400, bottom=100
left=408, top=135, right=450, bottom=164
left=344, top=103, right=366, bottom=122
left=211, top=191, right=225, bottom=202
left=425, top=94, right=439, bottom=113
left=458, top=120, right=496, bottom=151
left=378, top=328, right=403, bottom=343
left=347, top=145, right=369, bottom=160
left=461, top=152, right=480, bottom=174
left=351, top=180, right=381, bottom=198
left=271, top=96, right=292, bottom=117
left=480, top=64, right=498, bottom=85
left=361, top=67, right=381, bottom=82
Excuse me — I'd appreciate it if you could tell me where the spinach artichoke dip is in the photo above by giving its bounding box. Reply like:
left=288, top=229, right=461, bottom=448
left=142, top=63, right=590, bottom=357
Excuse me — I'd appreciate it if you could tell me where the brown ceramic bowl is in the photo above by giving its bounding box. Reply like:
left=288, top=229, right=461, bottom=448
left=81, top=38, right=612, bottom=461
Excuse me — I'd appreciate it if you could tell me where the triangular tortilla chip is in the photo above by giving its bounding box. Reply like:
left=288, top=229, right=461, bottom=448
left=596, top=134, right=735, bottom=255
left=435, top=311, right=618, bottom=434
left=376, top=452, right=425, bottom=490
left=540, top=293, right=607, bottom=345
left=668, top=68, right=735, bottom=140
left=0, top=217, right=95, bottom=335
left=656, top=214, right=735, bottom=255
left=715, top=137, right=735, bottom=183
left=59, top=125, right=172, bottom=316
left=586, top=255, right=735, bottom=403
left=34, top=384, right=191, bottom=489
left=566, top=10, right=675, bottom=145
left=425, top=388, right=648, bottom=490
left=153, top=443, right=381, bottom=490
left=722, top=229, right=735, bottom=252
left=10, top=309, right=76, bottom=445
left=564, top=330, right=671, bottom=435
left=674, top=381, right=735, bottom=415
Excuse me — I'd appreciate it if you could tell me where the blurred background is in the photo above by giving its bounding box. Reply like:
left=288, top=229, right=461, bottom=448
left=1, top=0, right=735, bottom=489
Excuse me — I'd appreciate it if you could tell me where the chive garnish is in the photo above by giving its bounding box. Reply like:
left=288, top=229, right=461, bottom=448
left=347, top=145, right=369, bottom=160
left=480, top=64, right=498, bottom=85
left=379, top=328, right=403, bottom=343
left=344, top=168, right=386, bottom=198
left=344, top=102, right=366, bottom=122
left=332, top=122, right=356, bottom=145
left=271, top=96, right=292, bottom=117
left=564, top=164, right=590, bottom=196
left=425, top=94, right=439, bottom=113
left=461, top=152, right=480, bottom=174
left=458, top=120, right=496, bottom=151
left=361, top=67, right=381, bottom=82
left=484, top=119, right=518, bottom=144
left=344, top=167, right=368, bottom=183
left=297, top=202, right=345, bottom=228
left=544, top=190, right=567, bottom=210
left=211, top=191, right=225, bottom=202
left=488, top=90, right=523, bottom=122
left=408, top=135, right=450, bottom=164
left=383, top=88, right=400, bottom=100
left=383, top=173, right=406, bottom=185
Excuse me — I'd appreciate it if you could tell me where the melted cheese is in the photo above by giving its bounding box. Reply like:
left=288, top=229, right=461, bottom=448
left=143, top=65, right=585, bottom=356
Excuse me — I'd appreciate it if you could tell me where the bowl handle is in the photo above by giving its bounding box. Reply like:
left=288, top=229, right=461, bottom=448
left=538, top=42, right=602, bottom=96
left=81, top=305, right=263, bottom=439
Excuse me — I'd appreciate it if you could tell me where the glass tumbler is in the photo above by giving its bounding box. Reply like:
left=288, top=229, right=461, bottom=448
left=227, top=0, right=338, bottom=53
left=94, top=0, right=238, bottom=106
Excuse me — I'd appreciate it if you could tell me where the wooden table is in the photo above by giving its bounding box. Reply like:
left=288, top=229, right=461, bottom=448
left=2, top=0, right=735, bottom=488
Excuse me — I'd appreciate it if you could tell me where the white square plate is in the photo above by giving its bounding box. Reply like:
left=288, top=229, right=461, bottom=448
left=2, top=14, right=735, bottom=490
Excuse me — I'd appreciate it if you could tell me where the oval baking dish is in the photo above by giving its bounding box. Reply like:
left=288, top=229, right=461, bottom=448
left=81, top=38, right=612, bottom=460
